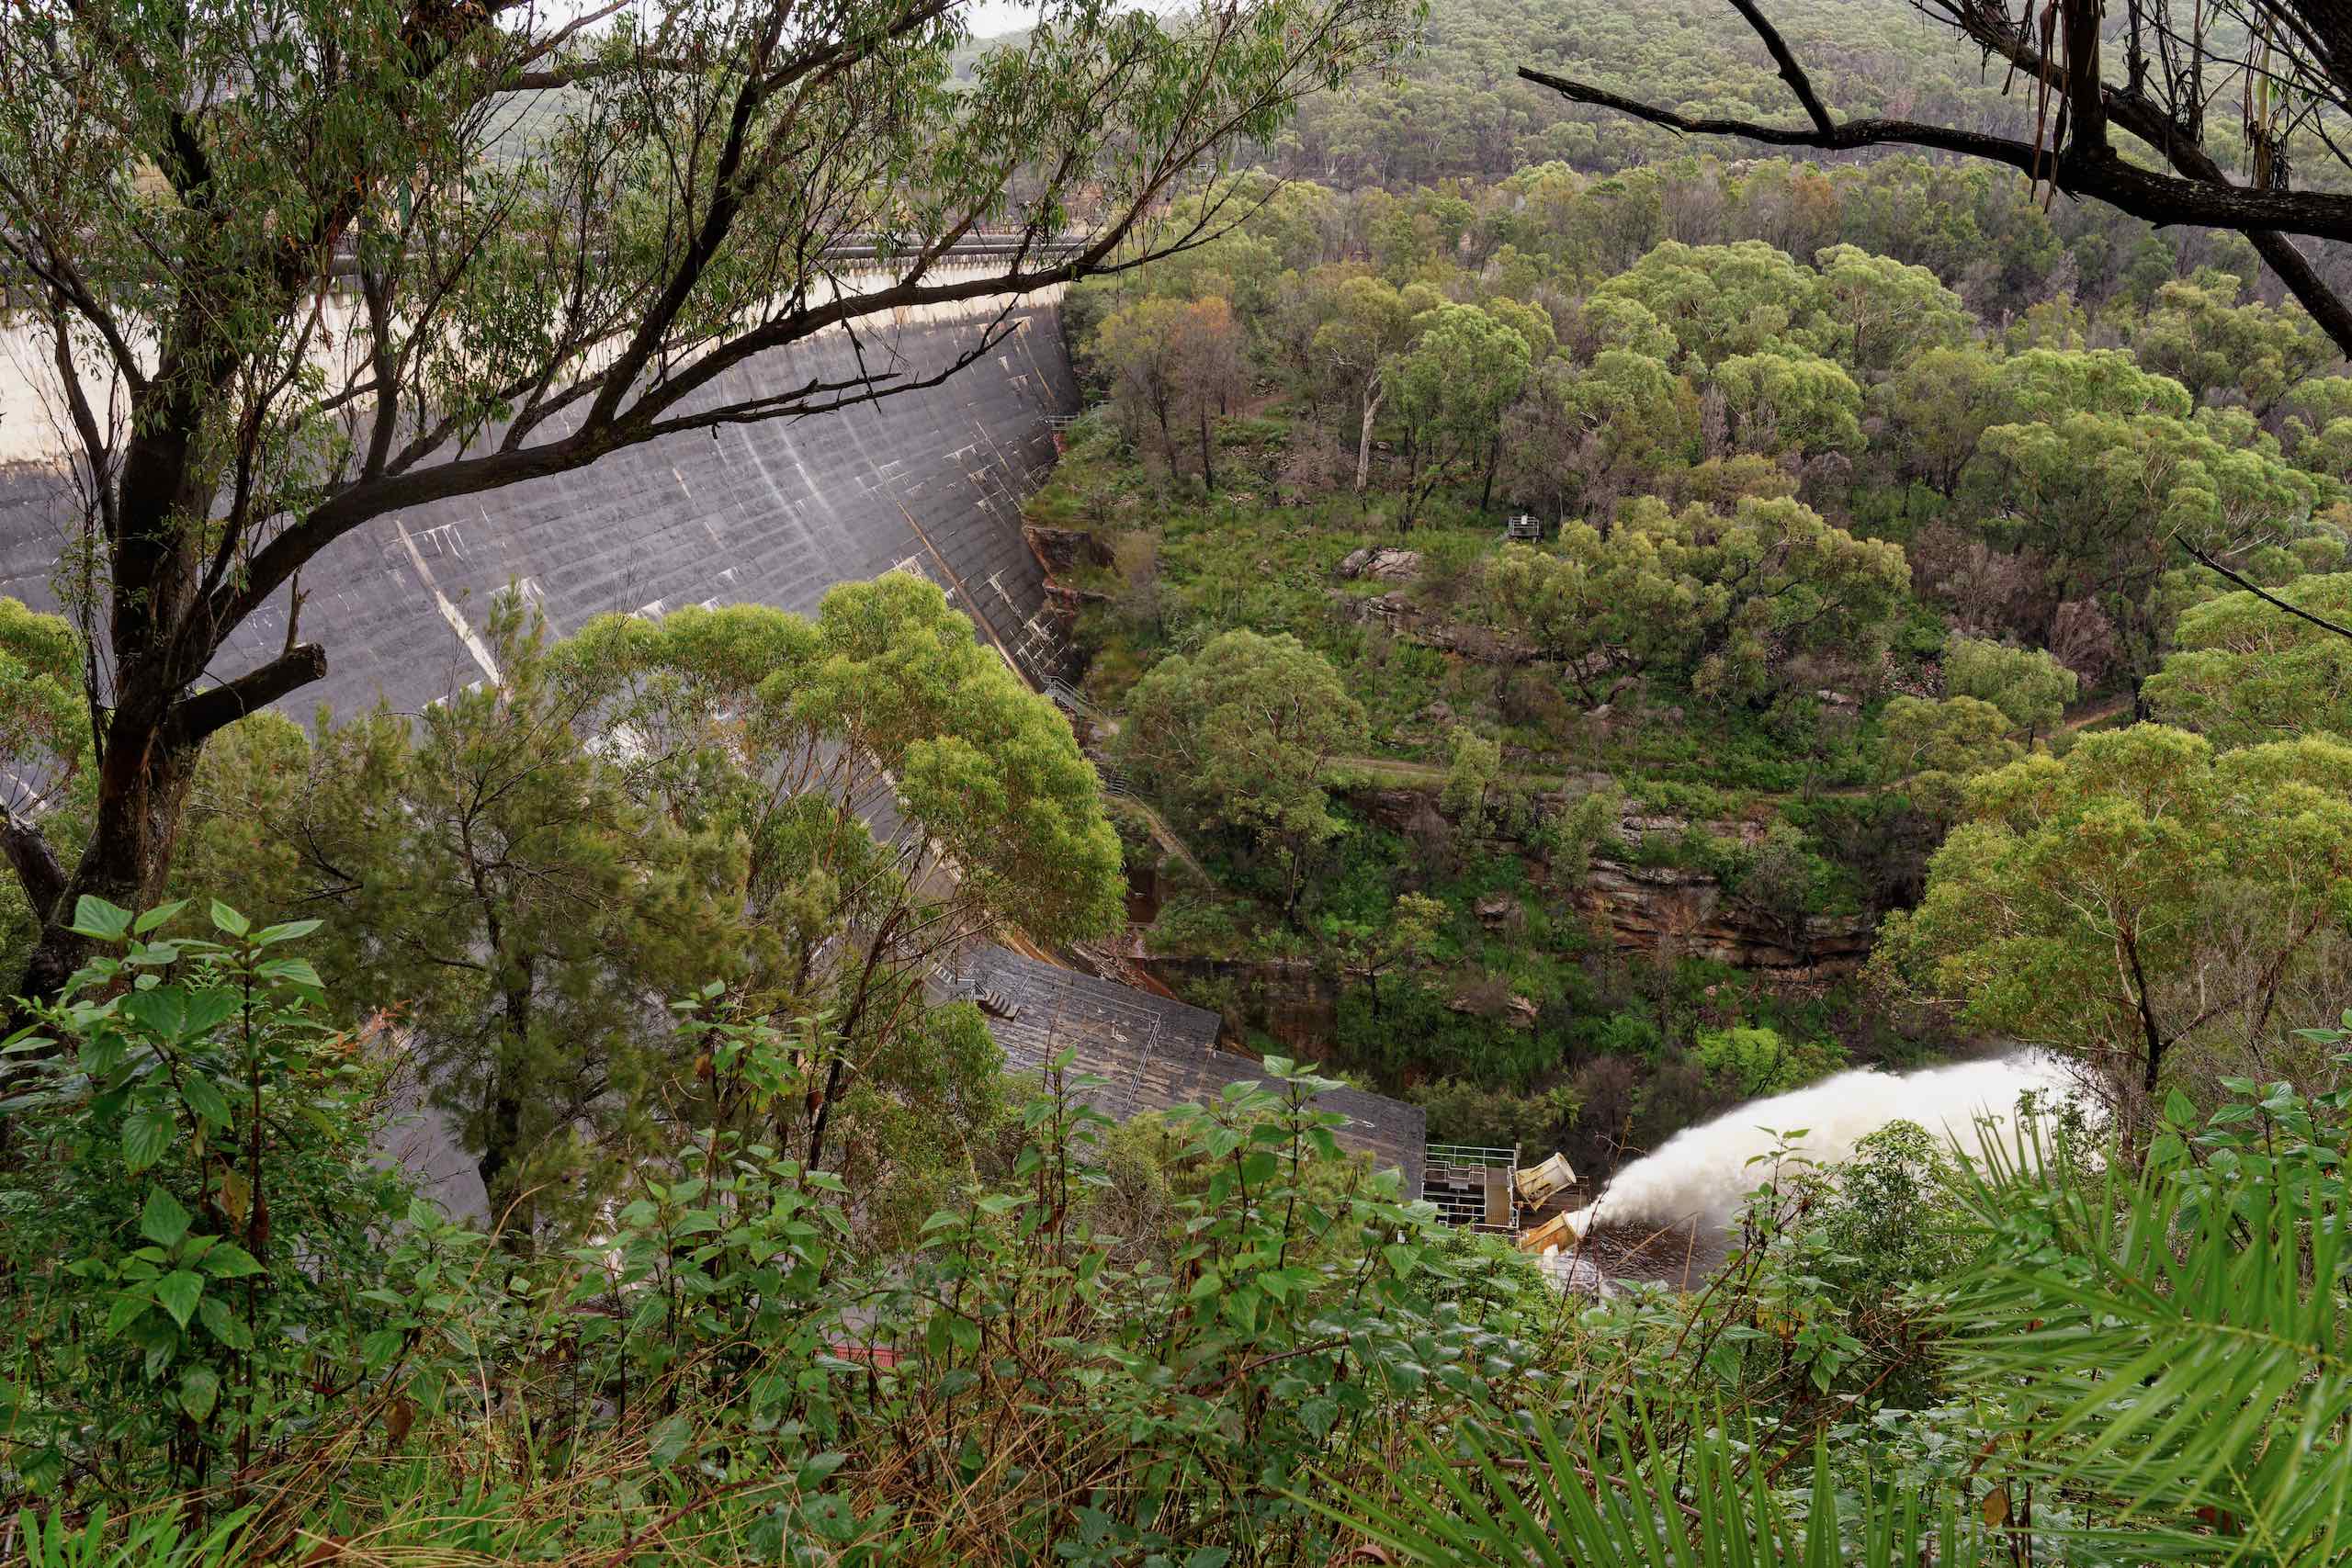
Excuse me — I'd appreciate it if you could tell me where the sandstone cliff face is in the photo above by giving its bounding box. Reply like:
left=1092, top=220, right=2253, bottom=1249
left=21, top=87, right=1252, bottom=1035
left=1577, top=860, right=1875, bottom=976
left=1336, top=784, right=1879, bottom=979
left=1025, top=525, right=1110, bottom=577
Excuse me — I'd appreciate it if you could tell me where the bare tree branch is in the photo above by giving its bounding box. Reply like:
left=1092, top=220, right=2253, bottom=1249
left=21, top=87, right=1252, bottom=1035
left=2183, top=543, right=2352, bottom=642
left=1521, top=0, right=2352, bottom=352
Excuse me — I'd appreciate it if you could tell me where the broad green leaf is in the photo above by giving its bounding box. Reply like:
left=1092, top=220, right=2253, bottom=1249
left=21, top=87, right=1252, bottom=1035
left=255, top=958, right=323, bottom=990
left=155, top=1270, right=204, bottom=1331
left=202, top=1243, right=265, bottom=1280
left=197, top=1295, right=250, bottom=1349
left=181, top=1075, right=232, bottom=1130
left=360, top=1328, right=405, bottom=1371
left=133, top=900, right=188, bottom=935
left=104, top=1291, right=149, bottom=1337
left=140, top=1187, right=192, bottom=1248
left=121, top=1110, right=174, bottom=1173
left=254, top=919, right=322, bottom=946
left=647, top=1413, right=695, bottom=1470
left=209, top=902, right=251, bottom=937
left=179, top=1365, right=220, bottom=1422
left=69, top=897, right=133, bottom=941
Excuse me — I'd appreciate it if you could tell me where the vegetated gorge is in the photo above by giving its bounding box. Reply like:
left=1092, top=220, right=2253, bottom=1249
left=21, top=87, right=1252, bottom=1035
left=6, top=0, right=2352, bottom=1562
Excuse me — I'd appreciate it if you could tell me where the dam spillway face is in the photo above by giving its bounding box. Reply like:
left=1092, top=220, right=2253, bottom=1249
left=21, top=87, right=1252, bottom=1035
left=0, top=299, right=1079, bottom=719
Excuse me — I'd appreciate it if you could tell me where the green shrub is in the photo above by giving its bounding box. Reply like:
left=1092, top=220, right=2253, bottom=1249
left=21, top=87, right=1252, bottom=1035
left=1692, top=1022, right=1848, bottom=1097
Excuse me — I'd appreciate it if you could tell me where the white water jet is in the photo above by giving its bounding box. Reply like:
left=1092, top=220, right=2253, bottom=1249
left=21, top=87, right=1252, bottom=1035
left=1566, top=1052, right=2077, bottom=1238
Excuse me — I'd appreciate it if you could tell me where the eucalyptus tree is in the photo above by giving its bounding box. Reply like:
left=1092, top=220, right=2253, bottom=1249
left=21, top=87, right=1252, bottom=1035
left=1942, top=636, right=2077, bottom=743
left=1484, top=494, right=1908, bottom=708
left=2145, top=572, right=2352, bottom=745
left=558, top=574, right=1125, bottom=1177
left=1386, top=301, right=1530, bottom=525
left=1879, top=724, right=2352, bottom=1121
left=0, top=0, right=1415, bottom=1002
left=1119, top=627, right=1365, bottom=920
left=168, top=575, right=1122, bottom=1221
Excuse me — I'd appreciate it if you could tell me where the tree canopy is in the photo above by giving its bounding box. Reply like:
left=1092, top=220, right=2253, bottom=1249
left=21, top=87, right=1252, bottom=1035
left=1879, top=724, right=2352, bottom=1119
left=0, top=0, right=1413, bottom=1000
left=164, top=576, right=1122, bottom=1223
left=1485, top=493, right=1908, bottom=705
left=1119, top=628, right=1367, bottom=915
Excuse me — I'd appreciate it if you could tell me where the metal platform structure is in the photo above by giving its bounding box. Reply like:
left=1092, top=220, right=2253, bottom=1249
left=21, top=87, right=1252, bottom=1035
left=1423, top=1143, right=1521, bottom=1232
left=1423, top=1143, right=1584, bottom=1237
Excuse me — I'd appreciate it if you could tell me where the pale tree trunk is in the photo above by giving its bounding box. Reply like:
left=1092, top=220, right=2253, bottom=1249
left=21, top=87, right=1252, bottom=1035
left=1354, top=378, right=1384, bottom=494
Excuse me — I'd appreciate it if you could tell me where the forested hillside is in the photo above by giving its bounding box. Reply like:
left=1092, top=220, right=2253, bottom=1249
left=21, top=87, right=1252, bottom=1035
left=1281, top=0, right=2045, bottom=186
left=1048, top=140, right=2350, bottom=1171
left=8, top=0, right=2352, bottom=1562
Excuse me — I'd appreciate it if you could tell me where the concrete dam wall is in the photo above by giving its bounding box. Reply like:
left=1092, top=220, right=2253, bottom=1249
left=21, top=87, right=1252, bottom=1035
left=0, top=286, right=1080, bottom=719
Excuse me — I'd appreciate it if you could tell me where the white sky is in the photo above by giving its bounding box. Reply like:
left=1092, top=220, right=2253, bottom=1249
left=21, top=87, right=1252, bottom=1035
left=963, top=0, right=1044, bottom=36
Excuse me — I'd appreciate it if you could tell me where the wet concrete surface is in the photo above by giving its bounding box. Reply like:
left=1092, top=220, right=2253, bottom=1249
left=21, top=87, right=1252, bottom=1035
left=0, top=302, right=1078, bottom=718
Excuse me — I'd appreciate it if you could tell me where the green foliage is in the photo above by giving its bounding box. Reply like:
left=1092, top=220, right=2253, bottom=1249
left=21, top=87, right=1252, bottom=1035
left=187, top=600, right=748, bottom=1224
left=1940, top=1064, right=2352, bottom=1562
left=1879, top=725, right=2352, bottom=1113
left=5, top=919, right=1552, bottom=1563
left=1961, top=396, right=2322, bottom=679
left=1941, top=636, right=2078, bottom=738
left=20, top=897, right=2352, bottom=1567
left=1121, top=628, right=1367, bottom=914
left=1713, top=349, right=1864, bottom=457
left=10, top=1504, right=254, bottom=1568
left=1881, top=343, right=2003, bottom=492
left=1387, top=301, right=1532, bottom=523
left=1811, top=243, right=1973, bottom=375
left=1408, top=1077, right=1579, bottom=1154
left=1485, top=494, right=1909, bottom=707
left=1589, top=240, right=1836, bottom=364
left=170, top=578, right=1121, bottom=1230
left=2146, top=572, right=2352, bottom=746
left=0, top=901, right=472, bottom=1501
left=1881, top=694, right=2020, bottom=778
left=1333, top=974, right=1561, bottom=1087
left=0, top=598, right=81, bottom=788
left=1691, top=1022, right=1846, bottom=1097
left=1323, top=1415, right=1989, bottom=1568
left=2135, top=274, right=2332, bottom=414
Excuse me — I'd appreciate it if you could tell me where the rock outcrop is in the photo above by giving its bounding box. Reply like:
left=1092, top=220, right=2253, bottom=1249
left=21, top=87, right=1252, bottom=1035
left=1026, top=525, right=1110, bottom=576
left=1337, top=782, right=1880, bottom=979
left=1578, top=860, right=1875, bottom=976
left=1333, top=589, right=1543, bottom=664
left=1335, top=546, right=1422, bottom=581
